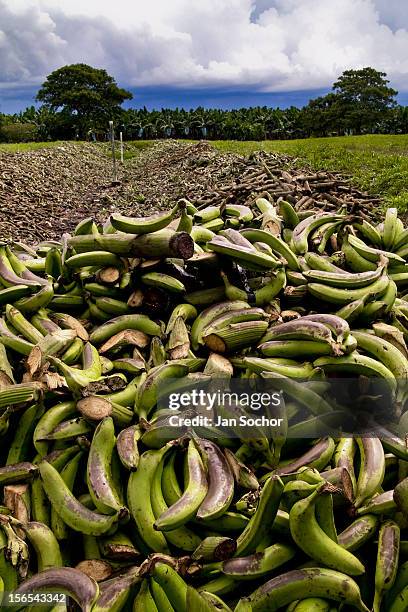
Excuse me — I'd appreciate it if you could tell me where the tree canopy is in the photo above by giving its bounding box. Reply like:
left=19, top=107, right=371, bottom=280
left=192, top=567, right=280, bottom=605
left=301, top=67, right=398, bottom=136
left=332, top=67, right=397, bottom=133
left=36, top=64, right=132, bottom=136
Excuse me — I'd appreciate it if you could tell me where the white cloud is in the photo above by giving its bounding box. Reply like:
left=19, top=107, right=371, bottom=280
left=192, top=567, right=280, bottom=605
left=373, top=0, right=408, bottom=31
left=0, top=0, right=407, bottom=94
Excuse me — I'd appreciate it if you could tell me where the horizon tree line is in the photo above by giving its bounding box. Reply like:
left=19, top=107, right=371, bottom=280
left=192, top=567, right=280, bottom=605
left=1, top=64, right=407, bottom=142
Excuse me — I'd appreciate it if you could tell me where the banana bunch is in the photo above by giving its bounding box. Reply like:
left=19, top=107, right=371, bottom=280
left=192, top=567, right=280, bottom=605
left=2, top=197, right=408, bottom=610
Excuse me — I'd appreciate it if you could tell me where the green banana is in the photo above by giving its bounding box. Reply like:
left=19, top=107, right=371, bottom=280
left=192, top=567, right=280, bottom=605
left=304, top=265, right=384, bottom=288
left=340, top=235, right=378, bottom=272
left=258, top=340, right=337, bottom=358
left=208, top=235, right=282, bottom=270
left=191, top=300, right=250, bottom=350
left=136, top=363, right=189, bottom=418
left=151, top=455, right=201, bottom=551
left=141, top=272, right=186, bottom=294
left=154, top=440, right=208, bottom=531
left=74, top=217, right=99, bottom=235
left=336, top=298, right=365, bottom=322
left=95, top=297, right=131, bottom=316
left=347, top=233, right=404, bottom=265
left=51, top=450, right=83, bottom=541
left=192, top=536, right=236, bottom=561
left=150, top=579, right=175, bottom=611
left=195, top=205, right=221, bottom=224
left=33, top=400, right=77, bottom=456
left=39, top=417, right=92, bottom=442
left=5, top=305, right=43, bottom=344
left=240, top=228, right=300, bottom=270
left=5, top=244, right=48, bottom=285
left=133, top=579, right=158, bottom=612
left=200, top=591, right=232, bottom=611
left=261, top=372, right=335, bottom=416
left=150, top=561, right=188, bottom=612
left=383, top=207, right=399, bottom=249
left=389, top=585, right=408, bottom=611
left=177, top=207, right=193, bottom=234
left=14, top=279, right=54, bottom=313
left=198, top=574, right=236, bottom=596
left=92, top=567, right=141, bottom=612
left=39, top=461, right=119, bottom=536
left=161, top=452, right=182, bottom=506
left=303, top=252, right=344, bottom=273
left=244, top=356, right=315, bottom=379
left=279, top=200, right=299, bottom=228
left=90, top=314, right=162, bottom=345
left=87, top=417, right=126, bottom=515
left=308, top=273, right=389, bottom=305
left=261, top=318, right=337, bottom=345
left=240, top=567, right=369, bottom=611
left=290, top=485, right=365, bottom=575
left=127, top=445, right=172, bottom=553
left=235, top=476, right=283, bottom=556
left=7, top=403, right=44, bottom=465
left=385, top=559, right=408, bottom=608
left=292, top=213, right=344, bottom=254
left=355, top=219, right=383, bottom=246
left=354, top=437, right=386, bottom=508
left=61, top=336, right=84, bottom=364
left=222, top=542, right=296, bottom=580
left=165, top=303, right=197, bottom=335
left=65, top=251, right=124, bottom=269
left=352, top=330, right=408, bottom=395
left=45, top=247, right=63, bottom=280
left=314, top=353, right=397, bottom=396
left=22, top=521, right=63, bottom=571
left=110, top=202, right=180, bottom=234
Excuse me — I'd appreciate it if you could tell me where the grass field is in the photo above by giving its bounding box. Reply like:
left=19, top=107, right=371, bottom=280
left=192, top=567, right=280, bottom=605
left=1, top=134, right=407, bottom=210
left=0, top=141, right=69, bottom=153
left=0, top=139, right=155, bottom=158
left=213, top=134, right=408, bottom=211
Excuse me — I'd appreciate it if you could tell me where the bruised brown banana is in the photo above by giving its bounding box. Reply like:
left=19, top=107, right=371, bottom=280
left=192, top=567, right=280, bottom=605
left=196, top=439, right=235, bottom=521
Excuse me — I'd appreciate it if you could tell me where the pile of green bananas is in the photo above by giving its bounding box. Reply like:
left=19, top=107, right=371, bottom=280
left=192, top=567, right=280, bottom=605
left=1, top=197, right=408, bottom=610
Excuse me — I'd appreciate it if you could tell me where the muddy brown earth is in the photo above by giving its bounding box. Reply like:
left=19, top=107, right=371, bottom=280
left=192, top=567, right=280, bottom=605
left=0, top=140, right=381, bottom=243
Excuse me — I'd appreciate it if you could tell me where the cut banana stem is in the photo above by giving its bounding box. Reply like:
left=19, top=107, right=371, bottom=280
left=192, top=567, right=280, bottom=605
left=68, top=229, right=194, bottom=260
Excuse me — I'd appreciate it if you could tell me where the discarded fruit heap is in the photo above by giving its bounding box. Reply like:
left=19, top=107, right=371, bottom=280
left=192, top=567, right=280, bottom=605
left=1, top=197, right=408, bottom=611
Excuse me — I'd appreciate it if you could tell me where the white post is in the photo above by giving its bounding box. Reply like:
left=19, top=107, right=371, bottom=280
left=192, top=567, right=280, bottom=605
left=120, top=131, right=124, bottom=164
left=109, top=120, right=118, bottom=183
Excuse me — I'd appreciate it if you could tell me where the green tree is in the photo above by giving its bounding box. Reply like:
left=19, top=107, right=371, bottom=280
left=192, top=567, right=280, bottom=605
left=300, top=93, right=344, bottom=137
left=332, top=67, right=397, bottom=134
left=36, top=64, right=132, bottom=137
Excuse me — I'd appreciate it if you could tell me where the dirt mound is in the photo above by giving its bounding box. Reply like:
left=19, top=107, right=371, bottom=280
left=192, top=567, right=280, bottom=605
left=0, top=140, right=381, bottom=243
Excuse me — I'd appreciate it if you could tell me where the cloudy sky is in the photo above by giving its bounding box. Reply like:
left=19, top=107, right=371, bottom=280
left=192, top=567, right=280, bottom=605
left=1, top=0, right=408, bottom=113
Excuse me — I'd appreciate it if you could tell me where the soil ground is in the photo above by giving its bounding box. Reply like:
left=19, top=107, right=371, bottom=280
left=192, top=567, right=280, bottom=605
left=0, top=140, right=384, bottom=243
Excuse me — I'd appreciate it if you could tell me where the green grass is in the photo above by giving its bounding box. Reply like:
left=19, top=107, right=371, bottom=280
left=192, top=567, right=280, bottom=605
left=212, top=135, right=408, bottom=211
left=0, top=139, right=156, bottom=157
left=0, top=141, right=70, bottom=153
